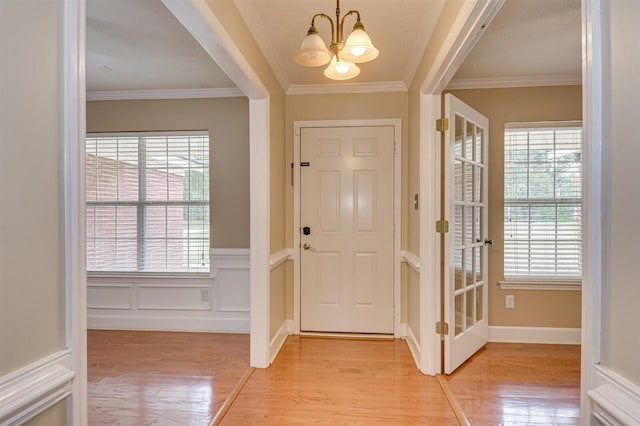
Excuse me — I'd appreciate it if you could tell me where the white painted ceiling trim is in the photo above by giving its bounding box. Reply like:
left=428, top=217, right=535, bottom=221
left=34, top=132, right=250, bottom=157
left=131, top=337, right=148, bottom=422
left=447, top=74, right=582, bottom=90
left=86, top=88, right=244, bottom=101
left=287, top=81, right=407, bottom=95
left=233, top=0, right=289, bottom=91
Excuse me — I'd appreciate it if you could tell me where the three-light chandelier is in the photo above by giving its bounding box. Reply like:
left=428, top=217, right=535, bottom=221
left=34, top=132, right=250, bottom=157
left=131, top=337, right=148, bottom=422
left=294, top=0, right=379, bottom=80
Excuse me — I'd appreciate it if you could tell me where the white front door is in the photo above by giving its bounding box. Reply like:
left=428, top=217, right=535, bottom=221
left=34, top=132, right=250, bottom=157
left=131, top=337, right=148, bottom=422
left=300, top=125, right=394, bottom=334
left=443, top=94, right=490, bottom=373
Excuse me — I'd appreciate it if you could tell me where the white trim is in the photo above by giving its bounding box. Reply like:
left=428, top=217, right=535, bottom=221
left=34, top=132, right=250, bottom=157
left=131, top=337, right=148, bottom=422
left=249, top=99, right=271, bottom=368
left=420, top=0, right=505, bottom=94
left=63, top=0, right=87, bottom=424
left=0, top=350, right=75, bottom=425
left=418, top=93, right=441, bottom=376
left=405, top=325, right=421, bottom=371
left=581, top=0, right=603, bottom=421
left=402, top=250, right=421, bottom=273
left=87, top=316, right=249, bottom=333
left=489, top=326, right=581, bottom=344
left=86, top=87, right=244, bottom=101
left=299, top=332, right=394, bottom=339
left=269, top=320, right=291, bottom=364
left=589, top=365, right=640, bottom=426
left=292, top=119, right=403, bottom=338
left=210, top=248, right=251, bottom=272
left=287, top=81, right=408, bottom=95
left=505, top=120, right=582, bottom=130
left=269, top=249, right=293, bottom=271
left=446, top=74, right=582, bottom=90
left=499, top=281, right=582, bottom=291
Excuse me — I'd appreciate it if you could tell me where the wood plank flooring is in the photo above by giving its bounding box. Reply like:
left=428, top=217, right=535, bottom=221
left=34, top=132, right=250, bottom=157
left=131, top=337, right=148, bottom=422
left=220, top=336, right=458, bottom=425
left=87, top=332, right=581, bottom=425
left=87, top=330, right=249, bottom=425
left=445, top=343, right=581, bottom=425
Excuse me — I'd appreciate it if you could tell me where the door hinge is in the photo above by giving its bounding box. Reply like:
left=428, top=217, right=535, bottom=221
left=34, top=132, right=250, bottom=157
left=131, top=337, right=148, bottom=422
left=436, top=220, right=449, bottom=234
left=436, top=321, right=449, bottom=335
left=436, top=118, right=449, bottom=132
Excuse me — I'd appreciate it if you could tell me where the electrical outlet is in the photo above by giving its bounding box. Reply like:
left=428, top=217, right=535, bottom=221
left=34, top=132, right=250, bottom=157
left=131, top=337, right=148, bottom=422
left=201, top=289, right=209, bottom=302
left=505, top=295, right=515, bottom=309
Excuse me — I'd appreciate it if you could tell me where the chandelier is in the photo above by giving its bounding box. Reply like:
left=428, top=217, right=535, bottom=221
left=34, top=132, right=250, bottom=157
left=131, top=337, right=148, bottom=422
left=293, top=0, right=379, bottom=81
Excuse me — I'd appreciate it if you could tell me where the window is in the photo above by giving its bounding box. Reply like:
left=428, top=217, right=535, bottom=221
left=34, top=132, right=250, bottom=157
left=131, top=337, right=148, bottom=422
left=86, top=132, right=209, bottom=273
left=503, top=122, right=582, bottom=281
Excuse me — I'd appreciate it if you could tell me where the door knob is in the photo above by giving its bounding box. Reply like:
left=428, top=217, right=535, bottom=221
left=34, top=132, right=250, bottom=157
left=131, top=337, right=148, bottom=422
left=303, top=243, right=317, bottom=252
left=484, top=239, right=494, bottom=246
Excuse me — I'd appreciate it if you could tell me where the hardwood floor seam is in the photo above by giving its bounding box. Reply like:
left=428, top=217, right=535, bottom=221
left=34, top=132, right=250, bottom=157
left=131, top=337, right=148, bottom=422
left=437, top=374, right=471, bottom=426
left=210, top=366, right=256, bottom=426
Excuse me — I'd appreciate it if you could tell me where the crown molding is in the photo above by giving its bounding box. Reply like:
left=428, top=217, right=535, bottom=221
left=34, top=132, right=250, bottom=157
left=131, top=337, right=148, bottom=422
left=287, top=81, right=407, bottom=95
left=233, top=0, right=289, bottom=92
left=446, top=74, right=582, bottom=90
left=86, top=87, right=244, bottom=101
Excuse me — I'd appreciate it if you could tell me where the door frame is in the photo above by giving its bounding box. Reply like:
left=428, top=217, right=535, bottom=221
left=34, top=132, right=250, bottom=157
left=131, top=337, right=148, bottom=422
left=293, top=119, right=402, bottom=337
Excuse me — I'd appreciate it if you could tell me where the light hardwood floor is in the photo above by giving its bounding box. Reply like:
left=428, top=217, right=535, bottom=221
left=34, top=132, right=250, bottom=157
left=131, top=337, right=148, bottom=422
left=87, top=330, right=249, bottom=425
left=87, top=332, right=580, bottom=425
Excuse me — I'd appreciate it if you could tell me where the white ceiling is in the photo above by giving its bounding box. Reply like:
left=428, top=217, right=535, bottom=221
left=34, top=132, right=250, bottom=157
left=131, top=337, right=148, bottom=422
left=86, top=0, right=235, bottom=92
left=85, top=0, right=582, bottom=95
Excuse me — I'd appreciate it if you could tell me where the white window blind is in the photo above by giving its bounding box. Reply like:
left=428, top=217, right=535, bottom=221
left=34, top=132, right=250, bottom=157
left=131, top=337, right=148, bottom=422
left=86, top=132, right=209, bottom=273
left=504, top=122, right=582, bottom=279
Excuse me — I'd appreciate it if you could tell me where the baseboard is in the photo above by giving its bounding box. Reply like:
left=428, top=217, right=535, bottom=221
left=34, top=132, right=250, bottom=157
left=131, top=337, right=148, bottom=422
left=88, top=315, right=249, bottom=333
left=0, top=350, right=75, bottom=425
left=489, top=326, right=581, bottom=344
left=269, top=320, right=291, bottom=364
left=405, top=324, right=421, bottom=370
left=588, top=364, right=640, bottom=425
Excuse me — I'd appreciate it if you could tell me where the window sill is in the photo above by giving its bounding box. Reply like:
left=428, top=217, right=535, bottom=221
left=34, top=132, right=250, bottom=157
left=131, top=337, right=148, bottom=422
left=499, top=280, right=582, bottom=291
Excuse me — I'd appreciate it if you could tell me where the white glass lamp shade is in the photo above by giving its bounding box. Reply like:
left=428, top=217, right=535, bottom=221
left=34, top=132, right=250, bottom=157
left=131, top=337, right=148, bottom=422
left=339, top=28, right=379, bottom=63
left=294, top=32, right=332, bottom=67
left=323, top=55, right=360, bottom=80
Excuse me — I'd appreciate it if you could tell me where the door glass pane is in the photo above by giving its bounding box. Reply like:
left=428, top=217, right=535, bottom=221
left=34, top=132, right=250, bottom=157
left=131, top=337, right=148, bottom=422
left=474, top=165, right=482, bottom=202
left=465, top=206, right=473, bottom=245
left=476, top=245, right=483, bottom=282
left=476, top=285, right=483, bottom=322
left=455, top=115, right=464, bottom=157
left=464, top=162, right=473, bottom=202
left=455, top=205, right=462, bottom=247
left=455, top=294, right=464, bottom=336
left=455, top=249, right=464, bottom=291
left=455, top=160, right=463, bottom=201
left=474, top=207, right=481, bottom=245
left=466, top=287, right=475, bottom=327
left=475, top=127, right=484, bottom=163
left=466, top=248, right=474, bottom=287
left=466, top=121, right=474, bottom=160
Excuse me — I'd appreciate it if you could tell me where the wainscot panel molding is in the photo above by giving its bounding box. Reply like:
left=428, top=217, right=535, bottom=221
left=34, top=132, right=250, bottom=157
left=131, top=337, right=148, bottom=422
left=589, top=365, right=640, bottom=425
left=87, top=249, right=250, bottom=332
left=401, top=251, right=421, bottom=273
left=489, top=326, right=581, bottom=345
left=269, top=248, right=292, bottom=271
left=0, top=350, right=75, bottom=425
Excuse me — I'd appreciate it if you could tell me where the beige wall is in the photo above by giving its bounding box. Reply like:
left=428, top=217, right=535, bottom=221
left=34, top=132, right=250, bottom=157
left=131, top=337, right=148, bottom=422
left=285, top=92, right=410, bottom=321
left=87, top=98, right=250, bottom=249
left=447, top=86, right=582, bottom=328
left=0, top=0, right=66, bottom=376
left=601, top=0, right=640, bottom=384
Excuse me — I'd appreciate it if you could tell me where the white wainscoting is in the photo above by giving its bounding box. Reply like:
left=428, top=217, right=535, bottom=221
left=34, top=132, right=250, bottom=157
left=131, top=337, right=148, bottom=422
left=589, top=365, right=640, bottom=425
left=405, top=324, right=421, bottom=370
left=0, top=350, right=75, bottom=425
left=87, top=249, right=250, bottom=332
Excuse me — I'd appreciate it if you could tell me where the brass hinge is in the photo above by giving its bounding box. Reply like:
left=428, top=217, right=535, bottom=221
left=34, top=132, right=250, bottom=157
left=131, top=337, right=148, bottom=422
left=436, top=118, right=449, bottom=132
left=436, top=220, right=449, bottom=234
left=436, top=321, right=449, bottom=335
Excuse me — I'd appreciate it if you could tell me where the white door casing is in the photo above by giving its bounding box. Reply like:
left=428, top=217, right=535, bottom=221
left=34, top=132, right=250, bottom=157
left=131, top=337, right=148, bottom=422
left=443, top=94, right=490, bottom=373
left=293, top=120, right=401, bottom=336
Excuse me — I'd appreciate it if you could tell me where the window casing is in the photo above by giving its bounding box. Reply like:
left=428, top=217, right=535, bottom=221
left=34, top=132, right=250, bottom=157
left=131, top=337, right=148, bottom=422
left=503, top=122, right=582, bottom=282
left=86, top=132, right=209, bottom=273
